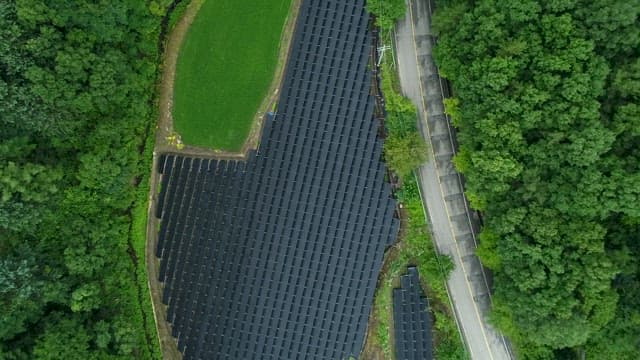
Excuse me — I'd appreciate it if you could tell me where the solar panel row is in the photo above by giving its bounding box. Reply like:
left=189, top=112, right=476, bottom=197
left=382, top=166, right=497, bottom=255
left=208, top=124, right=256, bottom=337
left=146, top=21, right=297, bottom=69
left=154, top=0, right=399, bottom=358
left=393, top=267, right=434, bottom=360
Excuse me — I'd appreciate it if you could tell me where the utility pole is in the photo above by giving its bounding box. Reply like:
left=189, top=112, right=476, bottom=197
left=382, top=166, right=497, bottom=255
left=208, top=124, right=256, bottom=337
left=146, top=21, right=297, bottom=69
left=377, top=44, right=391, bottom=67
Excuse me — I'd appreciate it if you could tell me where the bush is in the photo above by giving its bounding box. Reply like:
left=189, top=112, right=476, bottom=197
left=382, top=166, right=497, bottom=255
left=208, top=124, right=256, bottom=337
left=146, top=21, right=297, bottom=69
left=384, top=132, right=428, bottom=179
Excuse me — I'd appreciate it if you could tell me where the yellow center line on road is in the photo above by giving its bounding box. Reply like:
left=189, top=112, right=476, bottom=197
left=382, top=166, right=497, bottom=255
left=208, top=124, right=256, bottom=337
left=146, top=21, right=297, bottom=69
left=404, top=1, right=496, bottom=359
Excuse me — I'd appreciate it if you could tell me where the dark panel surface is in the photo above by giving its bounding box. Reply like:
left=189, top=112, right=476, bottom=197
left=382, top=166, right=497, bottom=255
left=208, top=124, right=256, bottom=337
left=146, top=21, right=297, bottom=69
left=393, top=267, right=433, bottom=360
left=156, top=1, right=398, bottom=358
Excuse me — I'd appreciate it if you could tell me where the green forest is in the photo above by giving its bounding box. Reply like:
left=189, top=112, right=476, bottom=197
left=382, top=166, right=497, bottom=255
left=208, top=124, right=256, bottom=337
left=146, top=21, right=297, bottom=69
left=3, top=0, right=639, bottom=359
left=0, top=0, right=177, bottom=358
left=433, top=0, right=640, bottom=358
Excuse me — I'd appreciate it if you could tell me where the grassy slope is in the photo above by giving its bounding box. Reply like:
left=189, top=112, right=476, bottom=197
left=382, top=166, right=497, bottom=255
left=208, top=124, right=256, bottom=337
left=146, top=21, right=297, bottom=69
left=173, top=0, right=292, bottom=151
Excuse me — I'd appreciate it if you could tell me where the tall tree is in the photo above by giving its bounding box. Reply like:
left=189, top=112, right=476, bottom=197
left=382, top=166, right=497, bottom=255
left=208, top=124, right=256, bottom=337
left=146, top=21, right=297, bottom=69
left=433, top=0, right=640, bottom=357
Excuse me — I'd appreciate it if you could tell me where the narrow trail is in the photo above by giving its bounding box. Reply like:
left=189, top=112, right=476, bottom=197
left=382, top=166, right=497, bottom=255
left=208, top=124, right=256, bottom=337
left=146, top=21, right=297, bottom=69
left=155, top=0, right=206, bottom=157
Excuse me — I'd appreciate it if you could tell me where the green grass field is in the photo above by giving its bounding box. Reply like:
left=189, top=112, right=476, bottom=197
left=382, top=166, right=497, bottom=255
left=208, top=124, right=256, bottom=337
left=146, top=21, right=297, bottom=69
left=173, top=0, right=292, bottom=150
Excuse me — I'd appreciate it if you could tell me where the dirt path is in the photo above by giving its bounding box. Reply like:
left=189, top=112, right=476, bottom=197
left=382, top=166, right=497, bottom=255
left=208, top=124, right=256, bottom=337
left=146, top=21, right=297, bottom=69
left=155, top=0, right=302, bottom=159
left=145, top=1, right=302, bottom=359
left=155, top=0, right=204, bottom=157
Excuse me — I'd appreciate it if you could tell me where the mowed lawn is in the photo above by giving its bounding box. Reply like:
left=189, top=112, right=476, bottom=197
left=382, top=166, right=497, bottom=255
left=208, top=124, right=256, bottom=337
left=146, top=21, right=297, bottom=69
left=173, top=0, right=292, bottom=150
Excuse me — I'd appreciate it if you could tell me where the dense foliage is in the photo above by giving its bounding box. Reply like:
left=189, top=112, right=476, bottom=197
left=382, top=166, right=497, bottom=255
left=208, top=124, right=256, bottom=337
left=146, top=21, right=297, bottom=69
left=433, top=0, right=640, bottom=358
left=367, top=0, right=406, bottom=31
left=380, top=65, right=428, bottom=180
left=0, top=0, right=174, bottom=358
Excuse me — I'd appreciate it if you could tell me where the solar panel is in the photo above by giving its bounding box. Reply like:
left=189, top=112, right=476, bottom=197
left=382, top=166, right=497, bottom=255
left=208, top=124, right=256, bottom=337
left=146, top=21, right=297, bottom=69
left=393, top=267, right=434, bottom=360
left=154, top=1, right=398, bottom=358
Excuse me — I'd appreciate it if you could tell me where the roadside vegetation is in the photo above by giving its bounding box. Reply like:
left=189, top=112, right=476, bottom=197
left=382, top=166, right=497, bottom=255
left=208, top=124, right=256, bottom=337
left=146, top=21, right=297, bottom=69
left=370, top=1, right=428, bottom=180
left=173, top=0, right=292, bottom=151
left=371, top=177, right=467, bottom=360
left=381, top=65, right=429, bottom=179
left=433, top=0, right=640, bottom=358
left=167, top=0, right=191, bottom=31
left=0, top=0, right=174, bottom=358
left=366, top=1, right=467, bottom=359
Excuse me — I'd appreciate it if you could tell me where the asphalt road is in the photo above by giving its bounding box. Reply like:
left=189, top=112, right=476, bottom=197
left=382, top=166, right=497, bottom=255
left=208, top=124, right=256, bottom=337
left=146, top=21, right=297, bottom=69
left=393, top=0, right=513, bottom=359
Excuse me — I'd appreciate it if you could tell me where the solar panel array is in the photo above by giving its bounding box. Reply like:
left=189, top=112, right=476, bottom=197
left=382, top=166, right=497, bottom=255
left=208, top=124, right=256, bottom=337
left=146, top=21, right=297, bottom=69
left=393, top=267, right=433, bottom=360
left=154, top=0, right=399, bottom=359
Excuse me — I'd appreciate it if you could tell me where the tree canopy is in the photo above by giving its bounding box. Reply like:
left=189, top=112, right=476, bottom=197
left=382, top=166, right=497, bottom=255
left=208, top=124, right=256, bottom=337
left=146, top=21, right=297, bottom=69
left=433, top=0, right=640, bottom=358
left=1, top=0, right=174, bottom=358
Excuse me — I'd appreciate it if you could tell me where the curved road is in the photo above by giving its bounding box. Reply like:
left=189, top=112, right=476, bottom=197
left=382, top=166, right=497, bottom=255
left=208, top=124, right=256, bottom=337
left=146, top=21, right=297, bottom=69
left=393, top=0, right=513, bottom=359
